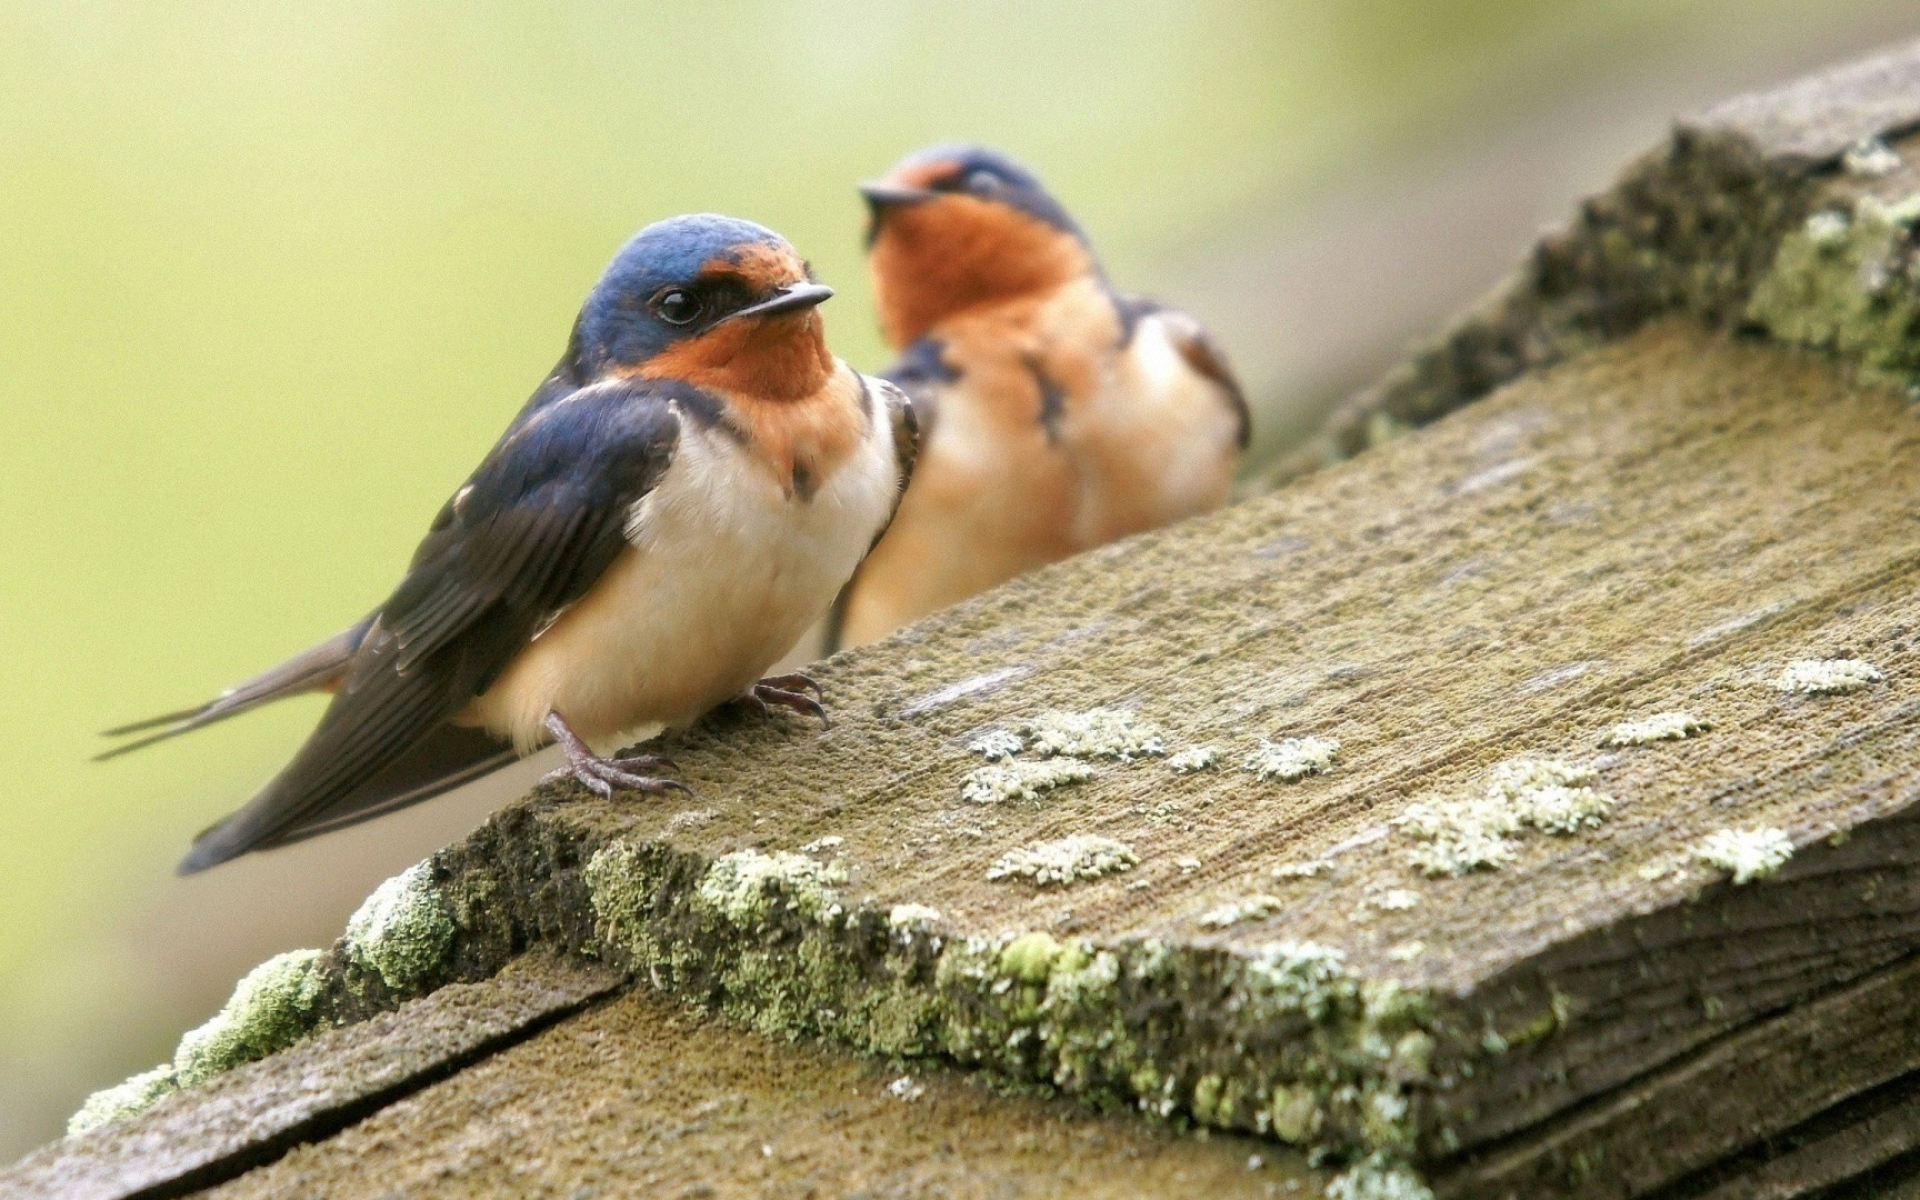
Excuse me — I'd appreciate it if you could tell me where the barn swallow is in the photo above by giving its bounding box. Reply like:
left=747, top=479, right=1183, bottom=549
left=827, top=145, right=1248, bottom=649
left=102, top=214, right=918, bottom=873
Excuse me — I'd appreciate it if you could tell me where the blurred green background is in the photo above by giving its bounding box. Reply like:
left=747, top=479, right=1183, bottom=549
left=2, top=0, right=1914, bottom=1157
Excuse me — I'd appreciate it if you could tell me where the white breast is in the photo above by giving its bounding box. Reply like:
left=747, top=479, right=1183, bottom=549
left=466, top=386, right=901, bottom=753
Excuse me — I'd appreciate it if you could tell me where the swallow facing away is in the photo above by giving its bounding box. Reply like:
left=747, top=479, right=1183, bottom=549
left=103, top=215, right=917, bottom=874
left=826, top=145, right=1248, bottom=650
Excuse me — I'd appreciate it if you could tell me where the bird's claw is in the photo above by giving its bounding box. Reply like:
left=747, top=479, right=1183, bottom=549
left=757, top=671, right=825, bottom=701
left=738, top=673, right=830, bottom=727
left=542, top=712, right=690, bottom=799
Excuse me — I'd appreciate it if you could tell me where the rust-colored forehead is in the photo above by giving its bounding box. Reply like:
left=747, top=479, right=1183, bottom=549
left=697, top=242, right=808, bottom=291
left=889, top=158, right=964, bottom=190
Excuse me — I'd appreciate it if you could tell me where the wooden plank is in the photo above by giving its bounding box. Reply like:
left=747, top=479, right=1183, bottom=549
left=0, top=955, right=619, bottom=1200
left=1437, top=955, right=1920, bottom=1197
left=194, top=984, right=1321, bottom=1200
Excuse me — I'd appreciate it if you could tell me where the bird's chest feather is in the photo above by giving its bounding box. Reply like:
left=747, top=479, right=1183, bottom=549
left=470, top=414, right=894, bottom=750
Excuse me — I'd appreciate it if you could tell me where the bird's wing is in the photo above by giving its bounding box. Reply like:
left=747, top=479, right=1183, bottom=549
left=820, top=373, right=921, bottom=655
left=877, top=336, right=955, bottom=445
left=96, top=619, right=374, bottom=760
left=179, top=379, right=682, bottom=873
left=1118, top=296, right=1251, bottom=451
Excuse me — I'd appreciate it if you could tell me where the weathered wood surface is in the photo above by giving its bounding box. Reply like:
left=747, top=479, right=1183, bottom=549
left=196, top=978, right=1307, bottom=1200
left=1313, top=37, right=1920, bottom=467
left=1, top=954, right=619, bottom=1200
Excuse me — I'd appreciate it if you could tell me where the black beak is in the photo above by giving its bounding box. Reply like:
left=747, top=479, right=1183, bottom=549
left=859, top=181, right=935, bottom=214
left=725, top=282, right=835, bottom=323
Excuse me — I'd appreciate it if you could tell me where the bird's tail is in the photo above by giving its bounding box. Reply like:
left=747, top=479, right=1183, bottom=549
left=96, top=618, right=374, bottom=761
left=178, top=721, right=516, bottom=874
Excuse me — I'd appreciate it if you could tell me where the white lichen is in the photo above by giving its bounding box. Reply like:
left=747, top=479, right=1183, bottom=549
left=1271, top=859, right=1335, bottom=880
left=345, top=862, right=456, bottom=994
left=1843, top=137, right=1904, bottom=178
left=1244, top=736, right=1341, bottom=782
left=887, top=902, right=942, bottom=931
left=987, top=835, right=1138, bottom=886
left=1327, top=1152, right=1434, bottom=1200
left=1371, top=889, right=1419, bottom=912
left=886, top=1075, right=926, bottom=1102
left=800, top=835, right=844, bottom=854
left=173, top=948, right=327, bottom=1087
left=664, top=808, right=717, bottom=834
left=1694, top=827, right=1794, bottom=884
left=1387, top=941, right=1426, bottom=963
left=1197, top=893, right=1285, bottom=929
left=1021, top=708, right=1165, bottom=760
left=1804, top=209, right=1852, bottom=245
left=1601, top=711, right=1709, bottom=747
left=966, top=729, right=1024, bottom=760
left=1772, top=658, right=1884, bottom=694
left=960, top=757, right=1094, bottom=804
left=697, top=850, right=847, bottom=926
left=67, top=1063, right=179, bottom=1136
left=1242, top=941, right=1354, bottom=1023
left=1515, top=785, right=1614, bottom=834
left=1399, top=758, right=1613, bottom=877
left=1167, top=745, right=1220, bottom=773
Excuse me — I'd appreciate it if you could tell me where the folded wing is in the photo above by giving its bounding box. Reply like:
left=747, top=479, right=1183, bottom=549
left=177, top=380, right=682, bottom=873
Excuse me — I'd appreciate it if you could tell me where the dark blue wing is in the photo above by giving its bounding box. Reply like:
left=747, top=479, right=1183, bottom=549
left=179, top=379, right=683, bottom=872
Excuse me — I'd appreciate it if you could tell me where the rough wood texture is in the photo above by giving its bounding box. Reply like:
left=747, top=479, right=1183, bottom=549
left=0, top=954, right=619, bottom=1200
left=195, top=984, right=1315, bottom=1200
left=1311, top=38, right=1920, bottom=467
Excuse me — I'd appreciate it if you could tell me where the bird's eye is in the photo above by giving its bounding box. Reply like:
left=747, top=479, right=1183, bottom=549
left=654, top=289, right=704, bottom=326
left=965, top=169, right=1003, bottom=195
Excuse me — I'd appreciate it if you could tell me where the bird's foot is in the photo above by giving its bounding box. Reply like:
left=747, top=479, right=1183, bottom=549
left=737, top=671, right=829, bottom=726
left=541, top=712, right=690, bottom=799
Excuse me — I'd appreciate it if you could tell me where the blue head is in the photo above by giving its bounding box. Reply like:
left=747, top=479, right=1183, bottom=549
left=859, top=146, right=1097, bottom=346
left=569, top=214, right=833, bottom=390
left=860, top=145, right=1084, bottom=242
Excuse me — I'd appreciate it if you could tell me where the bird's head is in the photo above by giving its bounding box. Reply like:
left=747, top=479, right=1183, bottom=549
left=860, top=145, right=1095, bottom=347
left=573, top=214, right=836, bottom=402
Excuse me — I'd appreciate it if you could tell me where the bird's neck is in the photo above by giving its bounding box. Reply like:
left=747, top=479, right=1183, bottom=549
left=871, top=209, right=1096, bottom=347
left=636, top=313, right=835, bottom=404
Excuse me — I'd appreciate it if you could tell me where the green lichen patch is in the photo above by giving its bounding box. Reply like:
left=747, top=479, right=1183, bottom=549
left=1399, top=758, right=1614, bottom=877
left=960, top=757, right=1094, bottom=804
left=345, top=862, right=456, bottom=995
left=1244, top=737, right=1341, bottom=782
left=1021, top=708, right=1166, bottom=760
left=1601, top=711, right=1709, bottom=746
left=987, top=836, right=1138, bottom=886
left=1694, top=827, right=1794, bottom=884
left=1771, top=657, right=1886, bottom=694
left=1167, top=745, right=1221, bottom=773
left=1746, top=198, right=1920, bottom=384
left=173, top=948, right=327, bottom=1088
left=574, top=832, right=1440, bottom=1164
left=66, top=1062, right=179, bottom=1137
left=697, top=849, right=847, bottom=926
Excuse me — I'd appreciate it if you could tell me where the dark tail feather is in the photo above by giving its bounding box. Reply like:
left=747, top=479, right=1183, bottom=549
left=819, top=580, right=853, bottom=656
left=96, top=619, right=372, bottom=761
left=178, top=721, right=516, bottom=875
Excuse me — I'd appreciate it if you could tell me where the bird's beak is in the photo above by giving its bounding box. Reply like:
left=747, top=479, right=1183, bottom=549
left=859, top=181, right=935, bottom=214
left=725, top=282, right=835, bottom=323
